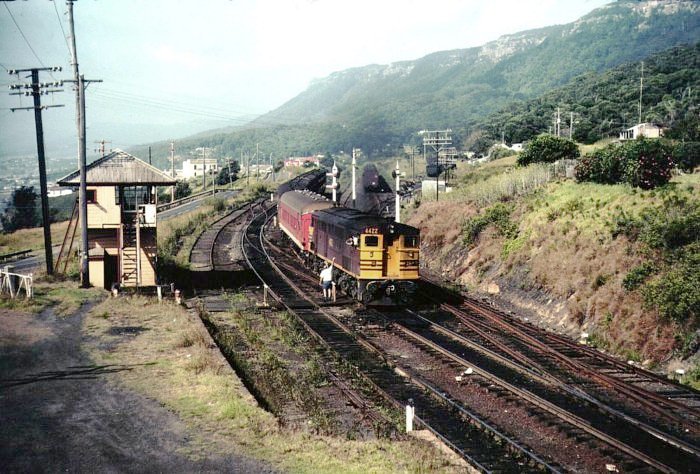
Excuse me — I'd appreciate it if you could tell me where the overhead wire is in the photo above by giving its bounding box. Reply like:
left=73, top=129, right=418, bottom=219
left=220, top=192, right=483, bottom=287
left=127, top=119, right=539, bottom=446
left=89, top=87, right=295, bottom=128
left=52, top=0, right=72, bottom=57
left=3, top=2, right=48, bottom=69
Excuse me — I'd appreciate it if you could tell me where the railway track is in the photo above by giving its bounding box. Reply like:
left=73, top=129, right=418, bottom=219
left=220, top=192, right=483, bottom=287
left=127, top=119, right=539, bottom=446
left=256, top=218, right=700, bottom=472
left=189, top=198, right=267, bottom=271
left=418, top=279, right=700, bottom=439
left=244, top=207, right=564, bottom=472
left=190, top=185, right=699, bottom=471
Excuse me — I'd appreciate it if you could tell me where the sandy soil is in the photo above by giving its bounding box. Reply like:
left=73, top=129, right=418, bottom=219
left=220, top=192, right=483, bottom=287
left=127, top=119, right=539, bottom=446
left=0, top=305, right=276, bottom=473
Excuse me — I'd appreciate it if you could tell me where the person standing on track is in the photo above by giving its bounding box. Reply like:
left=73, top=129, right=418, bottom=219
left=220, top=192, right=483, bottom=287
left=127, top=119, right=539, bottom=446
left=319, top=258, right=335, bottom=300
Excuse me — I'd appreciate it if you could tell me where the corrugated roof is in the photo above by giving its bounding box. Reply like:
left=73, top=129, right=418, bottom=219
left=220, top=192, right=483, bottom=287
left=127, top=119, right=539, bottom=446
left=57, top=149, right=176, bottom=186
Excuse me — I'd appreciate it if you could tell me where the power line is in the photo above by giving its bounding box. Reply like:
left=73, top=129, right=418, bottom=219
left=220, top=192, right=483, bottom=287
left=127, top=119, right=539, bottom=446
left=3, top=3, right=47, bottom=69
left=52, top=0, right=72, bottom=57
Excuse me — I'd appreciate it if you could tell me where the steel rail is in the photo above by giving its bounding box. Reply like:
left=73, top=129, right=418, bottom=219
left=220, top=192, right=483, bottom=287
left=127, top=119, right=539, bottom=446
left=463, top=293, right=700, bottom=407
left=389, top=318, right=675, bottom=473
left=405, top=308, right=700, bottom=466
left=453, top=298, right=700, bottom=432
left=241, top=210, right=560, bottom=473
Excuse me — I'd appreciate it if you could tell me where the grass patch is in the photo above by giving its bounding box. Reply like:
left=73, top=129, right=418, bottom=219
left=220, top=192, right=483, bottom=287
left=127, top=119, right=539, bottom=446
left=0, top=220, right=71, bottom=255
left=83, top=296, right=461, bottom=473
left=0, top=277, right=105, bottom=315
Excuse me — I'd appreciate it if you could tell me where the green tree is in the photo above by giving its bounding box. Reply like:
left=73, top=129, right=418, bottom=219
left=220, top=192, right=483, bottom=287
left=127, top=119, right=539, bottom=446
left=517, top=134, right=580, bottom=166
left=1, top=186, right=39, bottom=232
left=215, top=160, right=240, bottom=185
left=174, top=181, right=192, bottom=199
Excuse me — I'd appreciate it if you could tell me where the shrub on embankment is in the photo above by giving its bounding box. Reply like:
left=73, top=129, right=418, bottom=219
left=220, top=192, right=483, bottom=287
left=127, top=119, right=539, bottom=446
left=408, top=155, right=700, bottom=370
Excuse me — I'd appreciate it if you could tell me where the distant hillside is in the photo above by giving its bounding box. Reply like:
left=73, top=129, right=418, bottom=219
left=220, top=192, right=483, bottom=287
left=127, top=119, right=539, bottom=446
left=259, top=1, right=698, bottom=138
left=479, top=42, right=700, bottom=144
left=136, top=0, right=700, bottom=167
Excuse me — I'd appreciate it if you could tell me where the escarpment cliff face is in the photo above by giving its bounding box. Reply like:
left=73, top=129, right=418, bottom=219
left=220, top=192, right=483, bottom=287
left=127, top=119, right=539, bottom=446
left=260, top=0, right=700, bottom=132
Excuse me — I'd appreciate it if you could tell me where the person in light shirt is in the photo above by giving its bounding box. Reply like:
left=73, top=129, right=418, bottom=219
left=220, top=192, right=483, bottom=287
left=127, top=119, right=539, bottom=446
left=319, top=258, right=335, bottom=300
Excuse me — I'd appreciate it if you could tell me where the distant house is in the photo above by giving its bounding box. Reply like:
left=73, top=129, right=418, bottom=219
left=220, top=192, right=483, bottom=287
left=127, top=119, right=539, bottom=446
left=284, top=156, right=319, bottom=167
left=511, top=143, right=524, bottom=152
left=57, top=150, right=175, bottom=290
left=619, top=123, right=663, bottom=140
left=181, top=158, right=218, bottom=179
left=47, top=185, right=74, bottom=198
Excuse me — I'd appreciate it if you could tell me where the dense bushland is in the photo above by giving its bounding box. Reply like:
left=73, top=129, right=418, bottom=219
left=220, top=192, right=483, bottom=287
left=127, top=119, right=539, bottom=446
left=517, top=135, right=580, bottom=166
left=613, top=188, right=699, bottom=325
left=576, top=138, right=675, bottom=189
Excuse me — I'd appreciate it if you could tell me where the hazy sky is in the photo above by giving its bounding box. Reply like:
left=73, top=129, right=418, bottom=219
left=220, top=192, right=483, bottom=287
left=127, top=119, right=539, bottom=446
left=0, top=0, right=611, bottom=155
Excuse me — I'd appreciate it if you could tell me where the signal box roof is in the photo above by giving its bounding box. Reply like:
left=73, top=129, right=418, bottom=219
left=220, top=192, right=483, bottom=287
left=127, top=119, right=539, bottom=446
left=57, top=149, right=176, bottom=186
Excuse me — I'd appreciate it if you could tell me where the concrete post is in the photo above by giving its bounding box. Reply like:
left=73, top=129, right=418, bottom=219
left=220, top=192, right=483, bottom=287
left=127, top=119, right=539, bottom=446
left=405, top=399, right=415, bottom=432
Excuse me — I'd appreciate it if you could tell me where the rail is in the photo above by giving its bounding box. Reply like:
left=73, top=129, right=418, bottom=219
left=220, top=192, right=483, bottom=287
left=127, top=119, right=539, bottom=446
left=0, top=249, right=32, bottom=263
left=241, top=208, right=560, bottom=472
left=156, top=187, right=230, bottom=213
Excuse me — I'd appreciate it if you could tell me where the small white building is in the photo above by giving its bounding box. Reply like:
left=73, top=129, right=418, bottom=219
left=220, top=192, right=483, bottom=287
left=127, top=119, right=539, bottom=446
left=181, top=158, right=218, bottom=179
left=284, top=156, right=319, bottom=167
left=619, top=123, right=663, bottom=140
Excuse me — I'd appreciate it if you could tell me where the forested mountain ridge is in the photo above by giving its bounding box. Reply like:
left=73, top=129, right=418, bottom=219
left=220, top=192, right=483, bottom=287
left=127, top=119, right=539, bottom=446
left=479, top=42, right=700, bottom=145
left=136, top=0, right=700, bottom=166
left=261, top=0, right=698, bottom=132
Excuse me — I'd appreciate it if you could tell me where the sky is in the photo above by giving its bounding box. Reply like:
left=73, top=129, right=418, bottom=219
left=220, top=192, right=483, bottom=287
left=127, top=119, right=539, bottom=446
left=0, top=0, right=612, bottom=158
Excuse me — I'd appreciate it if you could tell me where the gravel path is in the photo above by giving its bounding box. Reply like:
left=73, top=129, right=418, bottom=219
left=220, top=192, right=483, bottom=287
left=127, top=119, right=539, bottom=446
left=0, top=305, right=276, bottom=473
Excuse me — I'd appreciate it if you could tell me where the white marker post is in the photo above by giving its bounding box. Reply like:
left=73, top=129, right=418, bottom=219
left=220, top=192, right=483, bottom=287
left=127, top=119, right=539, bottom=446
left=405, top=399, right=415, bottom=432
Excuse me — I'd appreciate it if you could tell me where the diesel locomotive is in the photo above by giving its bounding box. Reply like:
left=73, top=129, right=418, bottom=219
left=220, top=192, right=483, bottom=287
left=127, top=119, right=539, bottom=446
left=277, top=190, right=420, bottom=304
left=362, top=164, right=380, bottom=192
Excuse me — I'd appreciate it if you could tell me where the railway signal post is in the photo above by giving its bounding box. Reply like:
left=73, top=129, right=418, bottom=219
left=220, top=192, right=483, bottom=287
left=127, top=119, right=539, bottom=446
left=326, top=162, right=339, bottom=203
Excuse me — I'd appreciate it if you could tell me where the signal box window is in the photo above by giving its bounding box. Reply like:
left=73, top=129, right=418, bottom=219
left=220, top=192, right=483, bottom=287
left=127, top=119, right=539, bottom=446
left=365, top=236, right=379, bottom=247
left=404, top=236, right=419, bottom=248
left=86, top=189, right=96, bottom=203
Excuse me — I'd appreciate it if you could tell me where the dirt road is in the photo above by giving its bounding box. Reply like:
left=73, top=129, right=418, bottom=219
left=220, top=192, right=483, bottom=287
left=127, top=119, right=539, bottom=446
left=0, top=305, right=276, bottom=473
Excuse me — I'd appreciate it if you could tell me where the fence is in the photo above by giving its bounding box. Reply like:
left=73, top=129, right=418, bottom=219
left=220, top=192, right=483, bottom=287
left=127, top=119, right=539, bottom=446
left=0, top=266, right=33, bottom=299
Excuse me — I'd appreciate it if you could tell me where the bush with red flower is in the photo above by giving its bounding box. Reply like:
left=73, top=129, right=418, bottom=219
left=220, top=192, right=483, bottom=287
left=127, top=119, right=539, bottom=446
left=575, top=138, right=675, bottom=189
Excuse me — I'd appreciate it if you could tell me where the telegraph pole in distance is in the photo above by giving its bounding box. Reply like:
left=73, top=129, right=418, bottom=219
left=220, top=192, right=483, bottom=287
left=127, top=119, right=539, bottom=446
left=351, top=148, right=358, bottom=208
left=93, top=139, right=111, bottom=156
left=8, top=67, right=64, bottom=275
left=201, top=148, right=206, bottom=190
left=170, top=141, right=175, bottom=202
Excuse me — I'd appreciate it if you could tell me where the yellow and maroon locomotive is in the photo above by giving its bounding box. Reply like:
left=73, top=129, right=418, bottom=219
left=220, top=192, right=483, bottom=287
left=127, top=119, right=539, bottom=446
left=278, top=190, right=420, bottom=304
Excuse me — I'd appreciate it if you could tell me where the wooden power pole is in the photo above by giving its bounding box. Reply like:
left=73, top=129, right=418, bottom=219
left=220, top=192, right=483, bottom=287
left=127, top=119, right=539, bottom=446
left=7, top=67, right=65, bottom=275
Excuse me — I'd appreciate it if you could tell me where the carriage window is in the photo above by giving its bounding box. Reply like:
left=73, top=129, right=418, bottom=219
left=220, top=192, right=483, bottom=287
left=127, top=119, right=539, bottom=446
left=404, top=236, right=419, bottom=248
left=364, top=236, right=379, bottom=247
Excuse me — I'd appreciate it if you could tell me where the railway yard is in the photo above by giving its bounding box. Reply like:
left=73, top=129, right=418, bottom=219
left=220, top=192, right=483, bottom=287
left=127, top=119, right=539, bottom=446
left=178, top=172, right=700, bottom=473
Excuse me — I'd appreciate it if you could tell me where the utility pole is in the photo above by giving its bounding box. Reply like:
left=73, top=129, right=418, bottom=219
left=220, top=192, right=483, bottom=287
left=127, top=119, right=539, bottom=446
left=228, top=160, right=233, bottom=189
left=201, top=148, right=206, bottom=190
left=351, top=148, right=358, bottom=208
left=255, top=143, right=260, bottom=179
left=269, top=152, right=274, bottom=182
left=246, top=151, right=250, bottom=187
left=569, top=112, right=574, bottom=140
left=420, top=129, right=452, bottom=202
left=394, top=160, right=401, bottom=223
left=8, top=67, right=64, bottom=275
left=148, top=146, right=152, bottom=165
left=67, top=1, right=103, bottom=287
left=556, top=107, right=561, bottom=137
left=170, top=141, right=175, bottom=202
left=639, top=61, right=644, bottom=124
left=93, top=139, right=111, bottom=156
